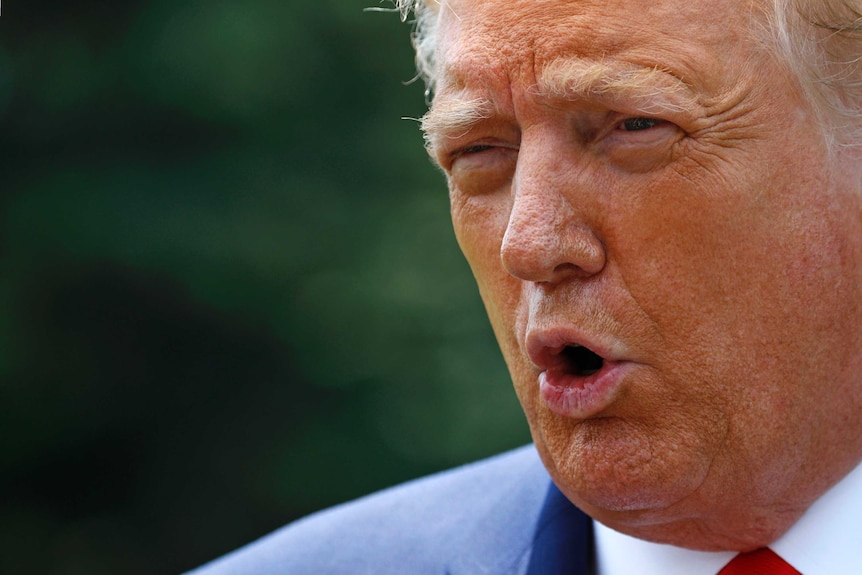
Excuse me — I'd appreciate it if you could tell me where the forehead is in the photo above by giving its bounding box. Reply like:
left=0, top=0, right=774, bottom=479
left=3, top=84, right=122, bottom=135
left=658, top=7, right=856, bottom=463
left=435, top=0, right=763, bottom=98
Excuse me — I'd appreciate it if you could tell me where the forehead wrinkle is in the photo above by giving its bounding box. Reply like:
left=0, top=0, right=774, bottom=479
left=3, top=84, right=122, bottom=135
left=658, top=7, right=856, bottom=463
left=539, top=58, right=699, bottom=114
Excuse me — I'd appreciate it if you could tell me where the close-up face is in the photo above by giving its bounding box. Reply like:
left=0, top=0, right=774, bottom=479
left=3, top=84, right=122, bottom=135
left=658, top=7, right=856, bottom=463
left=428, top=0, right=862, bottom=550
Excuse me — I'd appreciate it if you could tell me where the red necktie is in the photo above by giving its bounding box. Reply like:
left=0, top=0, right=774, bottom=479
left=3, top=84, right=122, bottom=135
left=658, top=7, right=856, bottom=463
left=717, top=548, right=801, bottom=575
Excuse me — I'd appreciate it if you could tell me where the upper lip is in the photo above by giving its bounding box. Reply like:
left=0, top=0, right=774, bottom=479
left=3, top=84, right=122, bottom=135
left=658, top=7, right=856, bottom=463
left=525, top=326, right=622, bottom=371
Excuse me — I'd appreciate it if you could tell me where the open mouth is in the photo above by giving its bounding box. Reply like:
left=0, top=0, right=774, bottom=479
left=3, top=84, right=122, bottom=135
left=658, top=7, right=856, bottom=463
left=560, top=345, right=605, bottom=377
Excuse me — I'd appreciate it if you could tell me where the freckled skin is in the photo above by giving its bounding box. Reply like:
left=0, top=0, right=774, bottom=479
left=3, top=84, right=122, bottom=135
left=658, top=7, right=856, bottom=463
left=435, top=0, right=862, bottom=550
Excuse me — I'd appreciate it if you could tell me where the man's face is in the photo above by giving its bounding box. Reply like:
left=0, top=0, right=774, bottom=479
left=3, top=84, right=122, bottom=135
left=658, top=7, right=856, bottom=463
left=429, top=0, right=862, bottom=550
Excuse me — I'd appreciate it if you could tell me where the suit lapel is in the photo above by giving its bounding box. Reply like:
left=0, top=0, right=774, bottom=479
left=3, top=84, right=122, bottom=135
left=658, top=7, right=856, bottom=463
left=524, top=484, right=594, bottom=575
left=446, top=476, right=593, bottom=575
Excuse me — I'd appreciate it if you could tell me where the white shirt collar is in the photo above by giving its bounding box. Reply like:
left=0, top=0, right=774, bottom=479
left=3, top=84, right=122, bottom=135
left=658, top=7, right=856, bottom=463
left=595, top=460, right=862, bottom=575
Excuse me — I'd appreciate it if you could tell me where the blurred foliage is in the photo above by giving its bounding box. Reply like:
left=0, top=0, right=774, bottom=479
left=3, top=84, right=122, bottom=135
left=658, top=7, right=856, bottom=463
left=0, top=0, right=530, bottom=573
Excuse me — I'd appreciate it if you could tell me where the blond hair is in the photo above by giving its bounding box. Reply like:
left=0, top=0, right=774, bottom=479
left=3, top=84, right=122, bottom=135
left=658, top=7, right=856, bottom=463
left=395, top=0, right=862, bottom=146
left=771, top=0, right=862, bottom=146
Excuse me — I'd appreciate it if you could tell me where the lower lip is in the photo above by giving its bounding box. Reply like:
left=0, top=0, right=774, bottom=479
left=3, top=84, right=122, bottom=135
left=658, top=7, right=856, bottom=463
left=539, top=361, right=632, bottom=419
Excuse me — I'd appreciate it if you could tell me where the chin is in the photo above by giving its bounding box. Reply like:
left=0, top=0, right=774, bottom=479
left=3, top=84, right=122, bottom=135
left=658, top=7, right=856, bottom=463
left=531, top=413, right=713, bottom=517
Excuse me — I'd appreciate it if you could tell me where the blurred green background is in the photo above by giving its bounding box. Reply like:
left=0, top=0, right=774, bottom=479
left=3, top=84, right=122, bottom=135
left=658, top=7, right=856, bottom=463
left=0, top=1, right=530, bottom=573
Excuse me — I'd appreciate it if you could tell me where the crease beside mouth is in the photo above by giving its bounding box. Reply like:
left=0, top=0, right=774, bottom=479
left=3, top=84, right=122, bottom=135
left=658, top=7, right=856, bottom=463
left=561, top=345, right=604, bottom=377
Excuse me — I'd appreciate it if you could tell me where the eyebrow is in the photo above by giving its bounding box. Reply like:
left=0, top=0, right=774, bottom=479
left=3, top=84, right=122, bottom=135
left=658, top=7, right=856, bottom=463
left=421, top=58, right=697, bottom=150
left=539, top=58, right=697, bottom=114
left=420, top=94, right=496, bottom=151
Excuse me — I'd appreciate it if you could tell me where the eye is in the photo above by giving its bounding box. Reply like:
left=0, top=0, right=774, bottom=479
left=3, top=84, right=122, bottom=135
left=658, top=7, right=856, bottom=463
left=444, top=140, right=517, bottom=170
left=455, top=144, right=495, bottom=157
left=446, top=141, right=518, bottom=196
left=603, top=115, right=682, bottom=173
left=439, top=143, right=497, bottom=170
left=619, top=117, right=665, bottom=131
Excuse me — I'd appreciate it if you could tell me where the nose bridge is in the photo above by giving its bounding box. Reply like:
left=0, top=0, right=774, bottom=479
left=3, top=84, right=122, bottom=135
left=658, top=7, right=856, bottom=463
left=504, top=158, right=568, bottom=255
left=500, top=138, right=605, bottom=282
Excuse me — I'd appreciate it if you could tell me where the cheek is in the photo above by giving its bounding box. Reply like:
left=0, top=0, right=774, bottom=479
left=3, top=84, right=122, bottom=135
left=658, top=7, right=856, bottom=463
left=611, top=158, right=799, bottom=341
left=451, top=189, right=537, bottom=395
left=614, top=154, right=858, bottom=433
left=451, top=190, right=517, bottom=322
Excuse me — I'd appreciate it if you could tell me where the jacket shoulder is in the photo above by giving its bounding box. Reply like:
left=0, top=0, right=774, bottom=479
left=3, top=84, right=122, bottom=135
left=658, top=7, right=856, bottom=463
left=185, top=445, right=551, bottom=575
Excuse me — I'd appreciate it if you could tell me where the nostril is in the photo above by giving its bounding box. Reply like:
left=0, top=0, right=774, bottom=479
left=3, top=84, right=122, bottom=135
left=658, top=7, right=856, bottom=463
left=561, top=345, right=604, bottom=376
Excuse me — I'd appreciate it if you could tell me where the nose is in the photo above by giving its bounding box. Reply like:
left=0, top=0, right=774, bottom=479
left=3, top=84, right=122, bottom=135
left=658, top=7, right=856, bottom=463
left=500, top=150, right=606, bottom=284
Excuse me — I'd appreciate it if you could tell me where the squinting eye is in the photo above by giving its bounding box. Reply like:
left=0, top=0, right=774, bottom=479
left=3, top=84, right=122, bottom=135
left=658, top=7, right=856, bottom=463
left=458, top=144, right=494, bottom=156
left=621, top=117, right=662, bottom=131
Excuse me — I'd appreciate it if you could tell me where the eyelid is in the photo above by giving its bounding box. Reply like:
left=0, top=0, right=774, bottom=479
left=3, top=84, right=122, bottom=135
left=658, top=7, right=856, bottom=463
left=596, top=111, right=680, bottom=139
left=442, top=137, right=519, bottom=168
left=457, top=143, right=495, bottom=156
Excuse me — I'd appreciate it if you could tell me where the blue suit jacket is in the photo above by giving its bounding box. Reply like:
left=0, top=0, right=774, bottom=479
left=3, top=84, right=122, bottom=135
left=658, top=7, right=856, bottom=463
left=186, top=445, right=594, bottom=574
